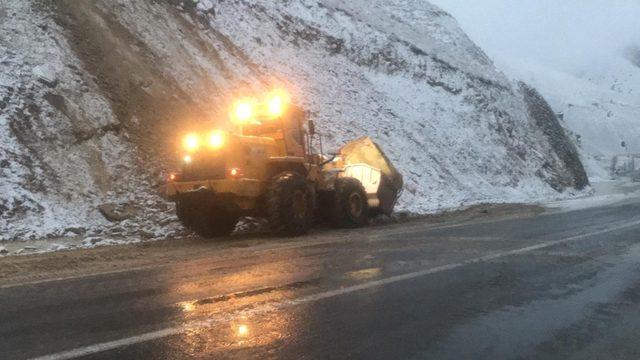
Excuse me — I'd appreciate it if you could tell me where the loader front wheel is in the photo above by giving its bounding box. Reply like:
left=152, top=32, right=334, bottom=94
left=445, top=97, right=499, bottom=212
left=332, top=177, right=369, bottom=228
left=191, top=209, right=238, bottom=239
left=267, top=172, right=313, bottom=236
left=176, top=196, right=238, bottom=238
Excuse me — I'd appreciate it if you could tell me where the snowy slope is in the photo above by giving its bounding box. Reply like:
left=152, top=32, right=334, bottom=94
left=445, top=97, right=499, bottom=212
left=215, top=0, right=588, bottom=196
left=0, top=0, right=587, bottom=242
left=495, top=51, right=640, bottom=181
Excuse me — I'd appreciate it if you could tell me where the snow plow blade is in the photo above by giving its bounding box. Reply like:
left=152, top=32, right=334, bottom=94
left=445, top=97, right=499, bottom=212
left=338, top=137, right=403, bottom=215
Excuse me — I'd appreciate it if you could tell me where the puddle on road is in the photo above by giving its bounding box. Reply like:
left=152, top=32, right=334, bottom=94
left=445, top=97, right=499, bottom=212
left=346, top=267, right=383, bottom=280
left=174, top=309, right=297, bottom=357
left=176, top=278, right=320, bottom=314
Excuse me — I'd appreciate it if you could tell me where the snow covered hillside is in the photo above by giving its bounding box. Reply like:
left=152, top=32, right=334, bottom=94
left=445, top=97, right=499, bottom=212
left=0, top=0, right=587, bottom=242
left=495, top=49, right=640, bottom=181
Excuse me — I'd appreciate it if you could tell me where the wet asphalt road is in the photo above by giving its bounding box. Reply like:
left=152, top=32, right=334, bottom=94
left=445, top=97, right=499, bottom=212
left=2, top=199, right=640, bottom=359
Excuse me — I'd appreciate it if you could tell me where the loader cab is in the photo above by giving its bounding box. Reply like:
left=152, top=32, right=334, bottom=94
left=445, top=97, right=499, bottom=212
left=240, top=105, right=307, bottom=158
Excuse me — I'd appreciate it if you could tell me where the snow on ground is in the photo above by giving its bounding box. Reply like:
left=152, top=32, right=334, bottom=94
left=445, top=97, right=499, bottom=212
left=1, top=0, right=589, bottom=247
left=545, top=179, right=640, bottom=213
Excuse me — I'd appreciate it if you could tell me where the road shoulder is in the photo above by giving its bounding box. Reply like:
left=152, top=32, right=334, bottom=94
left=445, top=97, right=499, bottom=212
left=0, top=203, right=543, bottom=287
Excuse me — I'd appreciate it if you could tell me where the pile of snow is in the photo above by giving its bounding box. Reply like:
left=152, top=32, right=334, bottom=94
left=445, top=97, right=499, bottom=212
left=0, top=0, right=587, bottom=242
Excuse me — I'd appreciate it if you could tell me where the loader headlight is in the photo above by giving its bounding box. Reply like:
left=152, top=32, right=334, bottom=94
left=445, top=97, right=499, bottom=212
left=230, top=89, right=291, bottom=122
left=208, top=130, right=225, bottom=149
left=182, top=133, right=200, bottom=152
left=267, top=95, right=284, bottom=118
left=266, top=89, right=290, bottom=118
left=234, top=101, right=253, bottom=123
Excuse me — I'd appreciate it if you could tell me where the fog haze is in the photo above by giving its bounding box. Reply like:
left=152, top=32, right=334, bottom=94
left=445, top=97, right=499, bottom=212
left=430, top=0, right=640, bottom=72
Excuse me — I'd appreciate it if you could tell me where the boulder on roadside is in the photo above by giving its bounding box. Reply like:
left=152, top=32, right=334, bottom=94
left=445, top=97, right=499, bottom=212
left=64, top=226, right=87, bottom=236
left=98, top=203, right=137, bottom=222
left=32, top=64, right=59, bottom=88
left=82, top=236, right=103, bottom=246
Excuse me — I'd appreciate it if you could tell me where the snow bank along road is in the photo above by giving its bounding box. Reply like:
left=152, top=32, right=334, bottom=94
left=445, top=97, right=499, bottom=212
left=2, top=199, right=640, bottom=359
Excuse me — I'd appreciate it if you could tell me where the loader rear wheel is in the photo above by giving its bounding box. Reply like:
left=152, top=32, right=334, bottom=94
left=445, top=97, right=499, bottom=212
left=332, top=177, right=369, bottom=228
left=176, top=197, right=238, bottom=239
left=267, top=172, right=313, bottom=236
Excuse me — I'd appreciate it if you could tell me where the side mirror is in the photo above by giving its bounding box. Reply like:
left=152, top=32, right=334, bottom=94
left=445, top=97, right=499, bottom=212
left=308, top=120, right=316, bottom=136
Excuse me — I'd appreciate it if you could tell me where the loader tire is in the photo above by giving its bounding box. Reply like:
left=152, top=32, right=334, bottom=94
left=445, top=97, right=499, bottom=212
left=267, top=172, right=314, bottom=236
left=192, top=209, right=238, bottom=239
left=176, top=197, right=238, bottom=238
left=332, top=177, right=369, bottom=228
left=176, top=198, right=193, bottom=229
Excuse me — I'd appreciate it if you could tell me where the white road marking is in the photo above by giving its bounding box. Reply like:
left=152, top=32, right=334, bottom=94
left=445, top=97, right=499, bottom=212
left=30, top=328, right=181, bottom=360
left=28, top=219, right=640, bottom=360
left=289, top=218, right=640, bottom=306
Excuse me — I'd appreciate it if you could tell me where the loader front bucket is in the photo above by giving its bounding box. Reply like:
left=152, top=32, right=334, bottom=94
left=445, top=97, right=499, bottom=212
left=338, top=137, right=403, bottom=215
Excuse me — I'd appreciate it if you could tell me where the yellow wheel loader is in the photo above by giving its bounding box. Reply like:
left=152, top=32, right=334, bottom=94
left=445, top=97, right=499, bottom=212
left=166, top=90, right=403, bottom=238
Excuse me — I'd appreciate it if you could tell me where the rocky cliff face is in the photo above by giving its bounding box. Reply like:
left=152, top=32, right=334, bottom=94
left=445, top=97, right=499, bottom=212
left=502, top=45, right=640, bottom=180
left=0, top=0, right=586, bottom=241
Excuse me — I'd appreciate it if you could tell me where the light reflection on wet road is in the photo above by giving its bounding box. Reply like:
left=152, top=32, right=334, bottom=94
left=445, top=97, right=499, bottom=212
left=3, top=200, right=640, bottom=359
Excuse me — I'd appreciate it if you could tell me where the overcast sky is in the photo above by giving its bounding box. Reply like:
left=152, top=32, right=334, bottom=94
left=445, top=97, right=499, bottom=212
left=429, top=0, right=640, bottom=72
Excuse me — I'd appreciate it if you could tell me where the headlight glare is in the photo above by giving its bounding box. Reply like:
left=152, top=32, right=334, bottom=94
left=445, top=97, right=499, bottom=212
left=182, top=133, right=200, bottom=152
left=208, top=130, right=225, bottom=149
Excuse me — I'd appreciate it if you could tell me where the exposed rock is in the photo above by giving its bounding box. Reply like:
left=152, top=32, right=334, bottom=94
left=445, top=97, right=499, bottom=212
left=82, top=236, right=103, bottom=246
left=196, top=0, right=214, bottom=13
left=106, top=226, right=125, bottom=235
left=139, top=230, right=156, bottom=239
left=158, top=216, right=176, bottom=226
left=64, top=226, right=86, bottom=235
left=234, top=217, right=268, bottom=235
left=15, top=246, right=38, bottom=255
left=32, top=64, right=58, bottom=88
left=0, top=246, right=8, bottom=255
left=520, top=83, right=589, bottom=190
left=98, top=203, right=137, bottom=222
left=48, top=243, right=68, bottom=251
